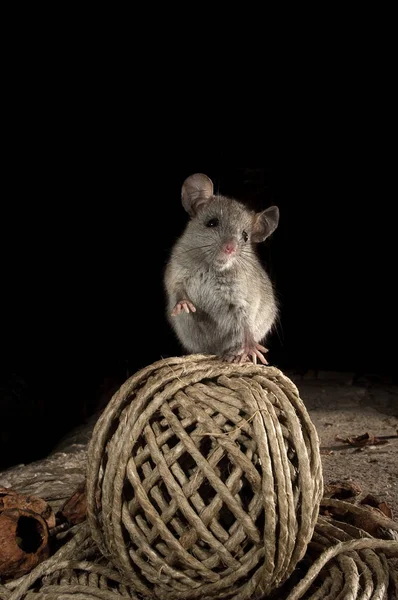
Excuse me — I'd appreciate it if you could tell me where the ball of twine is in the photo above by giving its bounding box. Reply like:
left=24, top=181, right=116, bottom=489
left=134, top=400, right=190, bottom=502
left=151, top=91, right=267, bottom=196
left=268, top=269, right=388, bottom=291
left=85, top=355, right=323, bottom=600
left=3, top=357, right=396, bottom=600
left=2, top=504, right=396, bottom=599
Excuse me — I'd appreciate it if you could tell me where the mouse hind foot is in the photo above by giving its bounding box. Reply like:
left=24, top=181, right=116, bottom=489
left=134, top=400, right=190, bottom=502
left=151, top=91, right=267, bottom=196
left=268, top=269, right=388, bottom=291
left=222, top=342, right=269, bottom=365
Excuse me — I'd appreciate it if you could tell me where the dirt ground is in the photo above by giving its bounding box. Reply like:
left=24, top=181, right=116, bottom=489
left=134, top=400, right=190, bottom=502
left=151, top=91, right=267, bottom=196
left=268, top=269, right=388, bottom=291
left=287, top=370, right=398, bottom=518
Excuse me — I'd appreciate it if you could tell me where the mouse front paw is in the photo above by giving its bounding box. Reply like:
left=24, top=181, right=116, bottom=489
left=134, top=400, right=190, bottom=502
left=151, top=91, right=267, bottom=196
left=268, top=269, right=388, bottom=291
left=171, top=300, right=197, bottom=316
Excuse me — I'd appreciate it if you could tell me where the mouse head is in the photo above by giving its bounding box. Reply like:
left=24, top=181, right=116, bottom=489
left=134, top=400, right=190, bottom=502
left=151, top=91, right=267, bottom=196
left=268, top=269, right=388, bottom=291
left=181, top=173, right=279, bottom=270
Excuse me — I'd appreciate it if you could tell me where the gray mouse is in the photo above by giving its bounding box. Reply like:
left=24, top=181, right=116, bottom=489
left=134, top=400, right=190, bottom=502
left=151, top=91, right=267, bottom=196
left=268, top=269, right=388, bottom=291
left=164, top=173, right=279, bottom=364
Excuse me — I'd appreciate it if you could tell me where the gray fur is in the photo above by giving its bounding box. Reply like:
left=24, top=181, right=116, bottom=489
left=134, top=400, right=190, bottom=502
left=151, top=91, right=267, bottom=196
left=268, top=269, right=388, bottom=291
left=164, top=174, right=279, bottom=361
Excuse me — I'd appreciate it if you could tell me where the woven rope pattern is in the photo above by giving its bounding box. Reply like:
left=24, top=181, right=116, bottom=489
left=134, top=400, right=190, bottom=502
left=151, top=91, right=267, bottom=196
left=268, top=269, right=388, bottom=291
left=2, top=357, right=397, bottom=599
left=85, top=355, right=323, bottom=600
left=2, top=506, right=397, bottom=600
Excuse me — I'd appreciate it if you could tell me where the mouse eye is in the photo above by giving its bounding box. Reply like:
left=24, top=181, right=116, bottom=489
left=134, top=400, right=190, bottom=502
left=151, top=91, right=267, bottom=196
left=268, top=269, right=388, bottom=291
left=206, top=218, right=219, bottom=227
left=242, top=230, right=248, bottom=242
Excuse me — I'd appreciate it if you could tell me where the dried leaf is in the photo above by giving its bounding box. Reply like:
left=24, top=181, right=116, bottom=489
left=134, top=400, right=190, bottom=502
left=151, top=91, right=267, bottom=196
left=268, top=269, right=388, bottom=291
left=378, top=502, right=393, bottom=519
left=59, top=481, right=86, bottom=525
left=335, top=432, right=389, bottom=447
left=323, top=481, right=362, bottom=500
left=360, top=494, right=393, bottom=519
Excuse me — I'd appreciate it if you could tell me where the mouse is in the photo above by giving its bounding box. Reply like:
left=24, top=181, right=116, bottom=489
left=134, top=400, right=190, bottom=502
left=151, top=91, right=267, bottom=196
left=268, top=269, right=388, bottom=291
left=164, top=173, right=279, bottom=364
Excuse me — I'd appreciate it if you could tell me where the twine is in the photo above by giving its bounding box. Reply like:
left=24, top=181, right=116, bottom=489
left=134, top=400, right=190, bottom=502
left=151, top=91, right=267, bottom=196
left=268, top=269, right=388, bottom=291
left=1, top=524, right=139, bottom=600
left=2, top=356, right=397, bottom=599
left=85, top=355, right=323, bottom=599
left=283, top=514, right=398, bottom=599
left=2, top=509, right=397, bottom=600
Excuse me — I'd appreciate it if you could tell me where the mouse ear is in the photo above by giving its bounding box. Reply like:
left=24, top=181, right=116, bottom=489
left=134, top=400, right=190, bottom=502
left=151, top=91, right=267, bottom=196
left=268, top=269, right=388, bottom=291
left=252, top=206, right=279, bottom=243
left=181, top=173, right=214, bottom=217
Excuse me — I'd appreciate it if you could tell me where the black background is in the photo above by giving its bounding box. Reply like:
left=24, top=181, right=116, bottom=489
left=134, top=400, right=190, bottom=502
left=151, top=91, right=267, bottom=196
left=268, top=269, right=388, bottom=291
left=1, top=149, right=396, bottom=470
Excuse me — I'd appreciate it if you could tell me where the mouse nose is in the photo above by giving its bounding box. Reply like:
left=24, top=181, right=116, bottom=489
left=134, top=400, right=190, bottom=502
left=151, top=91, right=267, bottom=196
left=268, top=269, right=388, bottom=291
left=223, top=241, right=236, bottom=255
